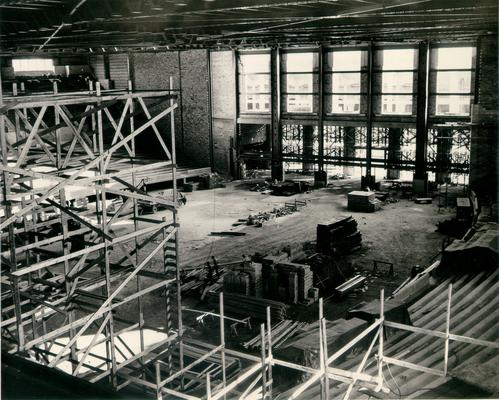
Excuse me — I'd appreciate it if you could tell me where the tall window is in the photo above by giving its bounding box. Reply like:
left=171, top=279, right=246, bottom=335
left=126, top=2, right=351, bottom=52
left=376, top=48, right=417, bottom=115
left=12, top=58, right=54, bottom=73
left=238, top=53, right=271, bottom=114
left=281, top=52, right=319, bottom=113
left=431, top=47, right=474, bottom=116
left=326, top=50, right=365, bottom=114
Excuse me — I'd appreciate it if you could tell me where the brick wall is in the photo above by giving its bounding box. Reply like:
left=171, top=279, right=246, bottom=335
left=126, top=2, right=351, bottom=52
left=469, top=35, right=498, bottom=200
left=210, top=51, right=236, bottom=174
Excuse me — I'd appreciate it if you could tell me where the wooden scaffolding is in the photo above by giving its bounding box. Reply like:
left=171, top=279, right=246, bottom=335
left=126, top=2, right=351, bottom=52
left=0, top=77, right=187, bottom=394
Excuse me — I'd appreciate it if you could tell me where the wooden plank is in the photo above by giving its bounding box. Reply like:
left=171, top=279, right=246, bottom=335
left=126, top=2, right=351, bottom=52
left=382, top=355, right=445, bottom=377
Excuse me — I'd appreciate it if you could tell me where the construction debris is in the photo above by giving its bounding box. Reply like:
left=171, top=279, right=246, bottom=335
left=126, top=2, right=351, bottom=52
left=271, top=180, right=311, bottom=196
left=335, top=275, right=367, bottom=297
left=210, top=231, right=246, bottom=236
left=241, top=200, right=307, bottom=228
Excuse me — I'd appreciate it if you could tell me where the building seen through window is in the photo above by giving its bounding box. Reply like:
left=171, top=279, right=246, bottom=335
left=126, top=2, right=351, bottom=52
left=433, top=47, right=474, bottom=116
left=238, top=53, right=271, bottom=113
left=327, top=50, right=363, bottom=114
left=380, top=48, right=416, bottom=115
left=282, top=52, right=317, bottom=113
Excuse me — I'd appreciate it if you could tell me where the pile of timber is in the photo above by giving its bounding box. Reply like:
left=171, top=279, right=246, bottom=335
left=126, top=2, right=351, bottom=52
left=347, top=191, right=380, bottom=212
left=207, top=292, right=289, bottom=321
left=316, top=216, right=361, bottom=255
left=243, top=319, right=308, bottom=350
left=223, top=262, right=263, bottom=297
left=275, top=262, right=313, bottom=303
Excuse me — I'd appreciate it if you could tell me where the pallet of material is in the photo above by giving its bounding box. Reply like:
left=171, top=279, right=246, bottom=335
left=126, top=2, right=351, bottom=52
left=317, top=216, right=361, bottom=255
left=347, top=191, right=378, bottom=212
left=207, top=292, right=289, bottom=321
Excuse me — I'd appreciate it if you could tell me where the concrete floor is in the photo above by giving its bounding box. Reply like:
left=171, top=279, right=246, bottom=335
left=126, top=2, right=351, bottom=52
left=121, top=177, right=455, bottom=331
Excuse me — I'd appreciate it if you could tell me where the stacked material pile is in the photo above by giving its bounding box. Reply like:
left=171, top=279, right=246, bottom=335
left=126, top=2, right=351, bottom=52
left=223, top=262, right=263, bottom=297
left=347, top=191, right=380, bottom=212
left=316, top=216, right=361, bottom=255
left=243, top=320, right=308, bottom=350
left=277, top=262, right=313, bottom=303
left=261, top=258, right=315, bottom=304
left=208, top=292, right=289, bottom=321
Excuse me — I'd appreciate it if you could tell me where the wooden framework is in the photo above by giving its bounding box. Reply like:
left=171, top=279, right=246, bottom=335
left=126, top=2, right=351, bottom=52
left=0, top=78, right=186, bottom=392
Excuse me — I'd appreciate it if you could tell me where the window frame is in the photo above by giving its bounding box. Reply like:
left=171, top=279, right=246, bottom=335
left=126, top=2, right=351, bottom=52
left=237, top=50, right=272, bottom=116
left=428, top=44, right=476, bottom=119
left=324, top=48, right=368, bottom=117
left=280, top=49, right=320, bottom=116
left=373, top=46, right=418, bottom=117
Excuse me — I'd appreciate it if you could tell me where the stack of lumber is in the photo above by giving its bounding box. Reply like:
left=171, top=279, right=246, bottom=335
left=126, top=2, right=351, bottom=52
left=276, top=262, right=313, bottom=302
left=223, top=262, right=263, bottom=297
left=316, top=216, right=361, bottom=255
left=243, top=320, right=308, bottom=350
left=223, top=271, right=250, bottom=295
left=207, top=292, right=289, bottom=321
left=347, top=191, right=380, bottom=212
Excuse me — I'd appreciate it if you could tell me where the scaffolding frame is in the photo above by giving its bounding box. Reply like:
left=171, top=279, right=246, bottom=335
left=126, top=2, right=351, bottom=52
left=0, top=77, right=186, bottom=392
left=148, top=288, right=497, bottom=400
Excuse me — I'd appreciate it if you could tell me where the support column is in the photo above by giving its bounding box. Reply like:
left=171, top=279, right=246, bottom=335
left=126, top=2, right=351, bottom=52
left=436, top=128, right=452, bottom=184
left=271, top=48, right=284, bottom=181
left=318, top=46, right=325, bottom=172
left=362, top=42, right=374, bottom=189
left=387, top=128, right=402, bottom=179
left=302, top=125, right=315, bottom=172
left=414, top=41, right=429, bottom=194
left=343, top=127, right=356, bottom=177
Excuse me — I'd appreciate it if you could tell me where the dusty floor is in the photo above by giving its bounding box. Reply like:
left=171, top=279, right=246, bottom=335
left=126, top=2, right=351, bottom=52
left=115, top=177, right=455, bottom=338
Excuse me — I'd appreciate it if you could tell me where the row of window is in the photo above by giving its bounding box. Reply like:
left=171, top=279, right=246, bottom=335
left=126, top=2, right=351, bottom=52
left=238, top=47, right=475, bottom=117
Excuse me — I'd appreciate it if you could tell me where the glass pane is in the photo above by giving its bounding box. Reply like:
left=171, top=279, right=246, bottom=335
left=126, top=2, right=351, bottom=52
left=380, top=95, right=413, bottom=115
left=287, top=95, right=313, bottom=113
left=331, top=95, right=361, bottom=114
left=436, top=71, right=471, bottom=93
left=436, top=47, right=473, bottom=69
left=239, top=74, right=270, bottom=94
left=330, top=51, right=362, bottom=71
left=285, top=53, right=314, bottom=72
left=239, top=54, right=270, bottom=73
left=12, top=58, right=54, bottom=72
left=382, top=49, right=415, bottom=70
left=382, top=72, right=413, bottom=93
left=240, top=94, right=271, bottom=113
left=435, top=95, right=471, bottom=116
left=286, top=73, right=313, bottom=93
left=332, top=73, right=361, bottom=93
